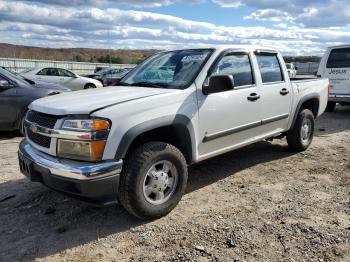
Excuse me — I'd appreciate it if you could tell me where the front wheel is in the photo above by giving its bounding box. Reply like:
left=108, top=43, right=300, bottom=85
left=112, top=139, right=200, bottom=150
left=118, top=142, right=188, bottom=220
left=84, top=83, right=96, bottom=89
left=18, top=110, right=27, bottom=136
left=286, top=109, right=315, bottom=151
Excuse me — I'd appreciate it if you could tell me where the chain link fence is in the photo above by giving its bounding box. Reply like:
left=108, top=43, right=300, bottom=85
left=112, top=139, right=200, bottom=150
left=295, top=62, right=320, bottom=75
left=0, top=57, right=135, bottom=75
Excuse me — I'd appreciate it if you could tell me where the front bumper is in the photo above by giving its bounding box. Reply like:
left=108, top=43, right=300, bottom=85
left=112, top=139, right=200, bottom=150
left=18, top=139, right=123, bottom=205
left=329, top=94, right=350, bottom=104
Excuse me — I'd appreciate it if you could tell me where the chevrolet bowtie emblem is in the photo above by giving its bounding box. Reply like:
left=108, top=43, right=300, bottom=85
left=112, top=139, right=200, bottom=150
left=30, top=124, right=38, bottom=133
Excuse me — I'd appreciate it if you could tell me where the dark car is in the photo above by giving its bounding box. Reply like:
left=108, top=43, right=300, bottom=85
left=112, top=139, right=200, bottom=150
left=0, top=67, right=70, bottom=135
left=101, top=68, right=133, bottom=86
left=94, top=66, right=109, bottom=73
left=86, top=67, right=133, bottom=86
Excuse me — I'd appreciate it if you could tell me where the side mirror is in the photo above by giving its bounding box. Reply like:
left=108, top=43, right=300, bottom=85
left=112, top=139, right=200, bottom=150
left=202, top=75, right=234, bottom=95
left=0, top=79, right=13, bottom=90
left=295, top=67, right=298, bottom=70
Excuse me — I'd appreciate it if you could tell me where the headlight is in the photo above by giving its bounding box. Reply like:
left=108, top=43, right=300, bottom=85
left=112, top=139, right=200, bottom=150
left=62, top=119, right=109, bottom=131
left=57, top=140, right=106, bottom=162
left=58, top=118, right=110, bottom=161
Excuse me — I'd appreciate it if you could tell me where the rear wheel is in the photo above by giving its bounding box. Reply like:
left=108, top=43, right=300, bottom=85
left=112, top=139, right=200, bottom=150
left=84, top=83, right=96, bottom=89
left=286, top=109, right=314, bottom=151
left=118, top=142, right=188, bottom=220
left=325, top=102, right=336, bottom=112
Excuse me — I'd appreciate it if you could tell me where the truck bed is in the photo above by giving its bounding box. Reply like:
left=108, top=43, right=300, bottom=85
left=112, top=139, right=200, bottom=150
left=289, top=78, right=329, bottom=120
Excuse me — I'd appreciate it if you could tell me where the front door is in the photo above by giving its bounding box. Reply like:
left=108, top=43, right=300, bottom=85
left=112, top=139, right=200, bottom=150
left=197, top=51, right=262, bottom=159
left=57, top=68, right=76, bottom=89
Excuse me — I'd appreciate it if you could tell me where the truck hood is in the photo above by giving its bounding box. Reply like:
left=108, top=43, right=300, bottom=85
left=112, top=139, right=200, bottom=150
left=30, top=86, right=175, bottom=115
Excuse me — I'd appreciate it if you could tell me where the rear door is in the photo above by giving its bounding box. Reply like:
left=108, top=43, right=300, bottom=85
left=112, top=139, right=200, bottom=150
left=255, top=52, right=292, bottom=132
left=323, top=47, right=350, bottom=96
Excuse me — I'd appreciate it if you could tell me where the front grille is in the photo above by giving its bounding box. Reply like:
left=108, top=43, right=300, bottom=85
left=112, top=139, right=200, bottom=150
left=27, top=129, right=51, bottom=148
left=26, top=110, right=61, bottom=129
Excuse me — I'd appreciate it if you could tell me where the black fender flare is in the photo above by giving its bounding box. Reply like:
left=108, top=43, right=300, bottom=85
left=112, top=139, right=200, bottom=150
left=114, top=115, right=195, bottom=162
left=290, top=93, right=320, bottom=130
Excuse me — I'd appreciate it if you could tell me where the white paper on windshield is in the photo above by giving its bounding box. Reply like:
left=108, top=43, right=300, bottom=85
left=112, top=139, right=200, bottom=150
left=181, top=55, right=206, bottom=63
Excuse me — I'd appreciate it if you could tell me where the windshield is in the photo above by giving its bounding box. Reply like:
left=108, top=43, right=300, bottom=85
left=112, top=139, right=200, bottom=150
left=120, top=49, right=213, bottom=89
left=0, top=67, right=31, bottom=86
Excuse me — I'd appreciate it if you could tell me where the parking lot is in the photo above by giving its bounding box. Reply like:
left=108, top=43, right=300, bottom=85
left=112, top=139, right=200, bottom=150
left=0, top=105, right=349, bottom=261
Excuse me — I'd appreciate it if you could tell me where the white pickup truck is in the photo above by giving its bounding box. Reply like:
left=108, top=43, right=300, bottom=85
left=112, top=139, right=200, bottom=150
left=18, top=46, right=329, bottom=219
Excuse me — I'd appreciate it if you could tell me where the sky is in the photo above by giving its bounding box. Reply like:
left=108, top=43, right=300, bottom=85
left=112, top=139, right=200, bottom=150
left=0, top=0, right=350, bottom=55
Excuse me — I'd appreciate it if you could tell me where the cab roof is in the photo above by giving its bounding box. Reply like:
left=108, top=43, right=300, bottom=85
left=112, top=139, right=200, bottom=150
left=167, top=45, right=278, bottom=54
left=327, top=44, right=350, bottom=49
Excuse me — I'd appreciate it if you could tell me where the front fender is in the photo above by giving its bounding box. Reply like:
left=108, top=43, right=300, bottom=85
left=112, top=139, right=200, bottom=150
left=114, top=115, right=196, bottom=161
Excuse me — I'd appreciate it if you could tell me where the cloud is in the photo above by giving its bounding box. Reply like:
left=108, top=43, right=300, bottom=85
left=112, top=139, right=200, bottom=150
left=0, top=1, right=350, bottom=55
left=22, top=0, right=204, bottom=8
left=211, top=0, right=242, bottom=8
left=214, top=0, right=350, bottom=28
left=244, top=9, right=293, bottom=22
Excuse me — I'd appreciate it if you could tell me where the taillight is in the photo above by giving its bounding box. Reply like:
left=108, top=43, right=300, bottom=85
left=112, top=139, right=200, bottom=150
left=316, top=73, right=321, bottom=78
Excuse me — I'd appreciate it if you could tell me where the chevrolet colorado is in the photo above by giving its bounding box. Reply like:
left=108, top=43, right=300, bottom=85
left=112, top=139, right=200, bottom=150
left=18, top=46, right=329, bottom=219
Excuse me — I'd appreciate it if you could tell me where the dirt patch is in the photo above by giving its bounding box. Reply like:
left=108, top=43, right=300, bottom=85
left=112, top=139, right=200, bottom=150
left=0, top=106, right=349, bottom=262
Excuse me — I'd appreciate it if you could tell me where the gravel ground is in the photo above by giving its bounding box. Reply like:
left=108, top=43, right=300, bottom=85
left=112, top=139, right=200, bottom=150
left=0, top=106, right=349, bottom=262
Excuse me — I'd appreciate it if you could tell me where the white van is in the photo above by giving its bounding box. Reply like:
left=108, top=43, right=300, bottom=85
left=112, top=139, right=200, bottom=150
left=317, top=44, right=350, bottom=112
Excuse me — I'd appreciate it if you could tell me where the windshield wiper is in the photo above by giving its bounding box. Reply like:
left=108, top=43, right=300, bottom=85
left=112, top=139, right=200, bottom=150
left=130, top=82, right=169, bottom=88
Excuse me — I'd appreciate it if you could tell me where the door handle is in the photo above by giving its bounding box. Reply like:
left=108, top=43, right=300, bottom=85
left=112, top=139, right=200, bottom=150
left=247, top=93, right=261, bottom=101
left=280, top=88, right=289, bottom=96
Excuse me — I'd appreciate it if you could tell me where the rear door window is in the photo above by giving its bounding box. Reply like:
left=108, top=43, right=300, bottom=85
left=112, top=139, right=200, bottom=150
left=256, top=54, right=284, bottom=83
left=37, top=68, right=58, bottom=76
left=326, top=48, right=350, bottom=68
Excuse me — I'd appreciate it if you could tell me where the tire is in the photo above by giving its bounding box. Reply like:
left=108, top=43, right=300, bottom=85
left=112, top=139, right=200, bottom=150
left=118, top=142, right=188, bottom=220
left=18, top=111, right=27, bottom=136
left=286, top=109, right=315, bottom=152
left=84, top=83, right=96, bottom=89
left=325, top=102, right=336, bottom=112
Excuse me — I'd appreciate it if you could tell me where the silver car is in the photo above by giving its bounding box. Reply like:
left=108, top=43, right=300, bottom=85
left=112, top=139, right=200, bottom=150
left=20, top=67, right=103, bottom=91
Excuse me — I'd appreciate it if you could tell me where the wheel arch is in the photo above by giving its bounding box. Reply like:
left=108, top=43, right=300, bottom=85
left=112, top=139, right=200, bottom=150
left=84, top=82, right=96, bottom=89
left=115, top=115, right=195, bottom=164
left=290, top=93, right=320, bottom=129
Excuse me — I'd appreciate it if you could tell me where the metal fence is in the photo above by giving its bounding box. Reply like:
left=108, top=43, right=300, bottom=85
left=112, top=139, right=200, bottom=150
left=295, top=62, right=320, bottom=75
left=0, top=57, right=136, bottom=75
left=0, top=57, right=319, bottom=76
